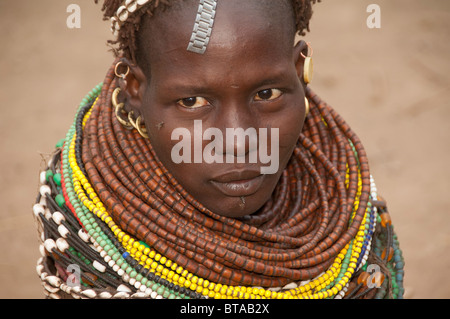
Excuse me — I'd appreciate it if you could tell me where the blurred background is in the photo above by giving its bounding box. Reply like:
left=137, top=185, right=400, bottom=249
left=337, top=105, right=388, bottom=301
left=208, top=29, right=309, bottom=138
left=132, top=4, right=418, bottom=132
left=0, top=0, right=449, bottom=298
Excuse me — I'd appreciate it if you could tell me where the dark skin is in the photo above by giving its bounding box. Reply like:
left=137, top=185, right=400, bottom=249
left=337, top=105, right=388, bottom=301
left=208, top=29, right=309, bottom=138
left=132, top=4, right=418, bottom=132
left=120, top=0, right=309, bottom=218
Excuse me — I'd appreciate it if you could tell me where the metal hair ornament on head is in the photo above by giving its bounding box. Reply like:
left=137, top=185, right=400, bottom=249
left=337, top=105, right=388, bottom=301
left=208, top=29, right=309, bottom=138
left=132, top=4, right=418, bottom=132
left=187, top=0, right=219, bottom=54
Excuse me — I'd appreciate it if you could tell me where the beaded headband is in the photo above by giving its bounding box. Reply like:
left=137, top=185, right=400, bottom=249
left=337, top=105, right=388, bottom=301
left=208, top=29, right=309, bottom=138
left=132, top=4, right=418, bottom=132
left=111, top=0, right=219, bottom=55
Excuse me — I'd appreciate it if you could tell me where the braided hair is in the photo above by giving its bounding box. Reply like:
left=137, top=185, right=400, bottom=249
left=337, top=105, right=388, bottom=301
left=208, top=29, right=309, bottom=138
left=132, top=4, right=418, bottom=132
left=94, top=0, right=320, bottom=62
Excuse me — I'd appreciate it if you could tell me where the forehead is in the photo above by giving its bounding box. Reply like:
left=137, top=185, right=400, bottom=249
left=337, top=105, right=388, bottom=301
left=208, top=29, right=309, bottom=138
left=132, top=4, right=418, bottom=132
left=138, top=0, right=295, bottom=66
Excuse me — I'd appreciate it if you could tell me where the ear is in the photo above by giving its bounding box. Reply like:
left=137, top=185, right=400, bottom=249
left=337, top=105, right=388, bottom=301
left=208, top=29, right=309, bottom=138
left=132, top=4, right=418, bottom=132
left=293, top=40, right=310, bottom=85
left=117, top=58, right=148, bottom=117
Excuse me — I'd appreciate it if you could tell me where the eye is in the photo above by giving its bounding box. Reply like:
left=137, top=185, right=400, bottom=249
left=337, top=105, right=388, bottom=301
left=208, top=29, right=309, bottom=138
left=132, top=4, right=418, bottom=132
left=254, top=89, right=283, bottom=101
left=177, top=97, right=209, bottom=109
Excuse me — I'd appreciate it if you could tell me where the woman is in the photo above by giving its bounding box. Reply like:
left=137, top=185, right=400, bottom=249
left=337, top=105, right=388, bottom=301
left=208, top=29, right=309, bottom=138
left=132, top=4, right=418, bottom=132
left=34, top=0, right=405, bottom=299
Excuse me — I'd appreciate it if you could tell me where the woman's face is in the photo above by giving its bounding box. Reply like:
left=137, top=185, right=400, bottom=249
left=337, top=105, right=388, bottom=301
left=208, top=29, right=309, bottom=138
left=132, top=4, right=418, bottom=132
left=130, top=0, right=307, bottom=217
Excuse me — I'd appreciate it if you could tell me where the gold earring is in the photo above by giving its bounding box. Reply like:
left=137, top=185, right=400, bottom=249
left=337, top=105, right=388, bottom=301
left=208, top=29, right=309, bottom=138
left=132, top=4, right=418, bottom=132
left=114, top=61, right=130, bottom=79
left=301, top=43, right=314, bottom=84
left=111, top=68, right=149, bottom=139
left=128, top=111, right=149, bottom=139
left=112, top=88, right=134, bottom=130
left=135, top=115, right=150, bottom=140
left=305, top=97, right=310, bottom=116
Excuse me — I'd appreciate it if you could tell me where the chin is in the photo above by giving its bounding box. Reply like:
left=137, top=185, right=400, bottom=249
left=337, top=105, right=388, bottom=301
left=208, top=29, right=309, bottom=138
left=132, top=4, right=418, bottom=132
left=204, top=189, right=272, bottom=219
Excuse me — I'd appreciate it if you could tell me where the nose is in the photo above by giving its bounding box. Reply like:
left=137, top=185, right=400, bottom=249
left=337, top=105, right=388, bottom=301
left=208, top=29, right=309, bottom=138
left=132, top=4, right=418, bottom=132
left=217, top=99, right=259, bottom=162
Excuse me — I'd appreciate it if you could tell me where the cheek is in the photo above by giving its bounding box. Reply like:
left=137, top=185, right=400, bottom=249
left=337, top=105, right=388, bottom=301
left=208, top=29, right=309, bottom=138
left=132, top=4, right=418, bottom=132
left=145, top=120, right=188, bottom=174
left=146, top=124, right=209, bottom=196
left=141, top=108, right=209, bottom=189
left=275, top=100, right=305, bottom=160
left=140, top=93, right=175, bottom=158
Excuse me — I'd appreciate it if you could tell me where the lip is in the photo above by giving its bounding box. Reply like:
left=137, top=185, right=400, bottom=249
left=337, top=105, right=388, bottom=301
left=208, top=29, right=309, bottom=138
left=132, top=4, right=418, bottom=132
left=210, top=170, right=265, bottom=197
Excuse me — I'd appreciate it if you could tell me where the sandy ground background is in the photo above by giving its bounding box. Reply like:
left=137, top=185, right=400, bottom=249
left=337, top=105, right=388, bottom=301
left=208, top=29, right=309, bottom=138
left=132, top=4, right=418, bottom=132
left=0, top=0, right=449, bottom=299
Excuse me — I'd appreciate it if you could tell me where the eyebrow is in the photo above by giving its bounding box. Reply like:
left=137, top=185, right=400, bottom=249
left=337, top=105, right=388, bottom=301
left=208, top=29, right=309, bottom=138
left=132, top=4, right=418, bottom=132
left=255, top=75, right=288, bottom=88
left=163, top=83, right=218, bottom=96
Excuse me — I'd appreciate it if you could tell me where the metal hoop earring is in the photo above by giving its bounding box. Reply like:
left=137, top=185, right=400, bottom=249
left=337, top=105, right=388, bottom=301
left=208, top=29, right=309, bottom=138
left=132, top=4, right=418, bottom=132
left=112, top=88, right=133, bottom=129
left=305, top=97, right=310, bottom=116
left=300, top=42, right=314, bottom=84
left=114, top=61, right=130, bottom=79
left=128, top=111, right=149, bottom=139
left=136, top=116, right=150, bottom=140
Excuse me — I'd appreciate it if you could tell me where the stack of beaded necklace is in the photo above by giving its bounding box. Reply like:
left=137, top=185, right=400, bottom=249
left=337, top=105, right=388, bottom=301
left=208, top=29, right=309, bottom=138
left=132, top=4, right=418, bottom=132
left=34, top=62, right=405, bottom=299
